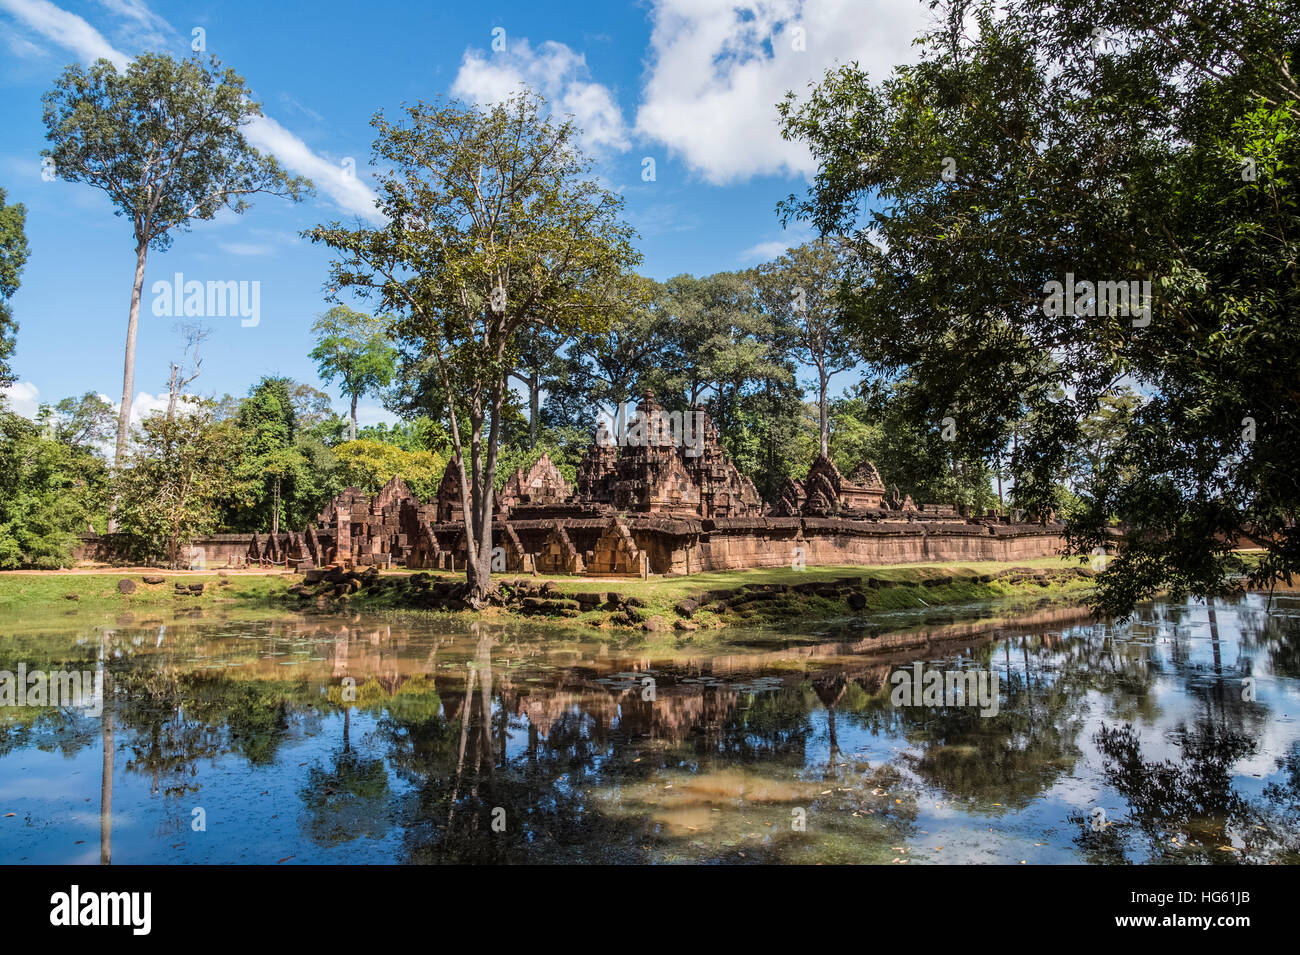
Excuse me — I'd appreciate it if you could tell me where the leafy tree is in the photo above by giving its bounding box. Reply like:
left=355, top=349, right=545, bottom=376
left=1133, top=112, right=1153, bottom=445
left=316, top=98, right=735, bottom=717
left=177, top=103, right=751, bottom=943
left=309, top=305, right=398, bottom=441
left=0, top=186, right=28, bottom=387
left=511, top=325, right=567, bottom=449
left=778, top=0, right=1300, bottom=613
left=541, top=272, right=659, bottom=425
left=357, top=417, right=450, bottom=454
left=288, top=382, right=336, bottom=429
left=332, top=440, right=445, bottom=500
left=831, top=384, right=1000, bottom=512
left=231, top=377, right=305, bottom=536
left=113, top=400, right=240, bottom=566
left=0, top=406, right=109, bottom=567
left=51, top=392, right=116, bottom=448
left=758, top=238, right=861, bottom=455
left=306, top=92, right=639, bottom=603
left=41, top=53, right=311, bottom=464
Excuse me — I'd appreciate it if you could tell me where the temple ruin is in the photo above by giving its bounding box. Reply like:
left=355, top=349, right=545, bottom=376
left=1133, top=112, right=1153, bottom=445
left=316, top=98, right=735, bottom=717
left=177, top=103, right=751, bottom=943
left=78, top=390, right=1063, bottom=571
left=239, top=390, right=1062, bottom=575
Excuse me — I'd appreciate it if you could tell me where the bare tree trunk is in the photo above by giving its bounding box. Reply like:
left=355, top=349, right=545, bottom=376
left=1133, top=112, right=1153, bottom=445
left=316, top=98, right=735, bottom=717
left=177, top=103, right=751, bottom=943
left=115, top=243, right=149, bottom=464
left=465, top=384, right=503, bottom=604
left=272, top=475, right=281, bottom=537
left=109, top=242, right=149, bottom=533
left=818, top=363, right=830, bottom=456
left=349, top=392, right=358, bottom=442
left=528, top=369, right=539, bottom=449
left=166, top=363, right=179, bottom=422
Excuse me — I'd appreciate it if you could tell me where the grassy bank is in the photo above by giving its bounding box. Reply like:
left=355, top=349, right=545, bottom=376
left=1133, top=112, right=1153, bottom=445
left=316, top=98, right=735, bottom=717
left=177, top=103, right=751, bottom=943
left=0, top=571, right=293, bottom=615
left=302, top=555, right=1098, bottom=630
left=0, top=556, right=1096, bottom=627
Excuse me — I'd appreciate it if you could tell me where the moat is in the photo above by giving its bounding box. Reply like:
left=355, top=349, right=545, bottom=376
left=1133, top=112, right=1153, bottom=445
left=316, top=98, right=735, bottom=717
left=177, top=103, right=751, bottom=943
left=2, top=592, right=1297, bottom=864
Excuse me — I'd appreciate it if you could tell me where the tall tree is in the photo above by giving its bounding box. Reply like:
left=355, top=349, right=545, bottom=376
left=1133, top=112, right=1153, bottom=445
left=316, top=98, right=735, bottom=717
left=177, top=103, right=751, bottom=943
left=0, top=186, right=28, bottom=388
left=778, top=0, right=1300, bottom=614
left=41, top=53, right=311, bottom=465
left=113, top=400, right=240, bottom=567
left=309, top=305, right=399, bottom=441
left=547, top=274, right=663, bottom=425
left=51, top=392, right=116, bottom=449
left=510, top=324, right=565, bottom=449
left=306, top=92, right=639, bottom=603
left=234, top=377, right=303, bottom=537
left=758, top=238, right=861, bottom=456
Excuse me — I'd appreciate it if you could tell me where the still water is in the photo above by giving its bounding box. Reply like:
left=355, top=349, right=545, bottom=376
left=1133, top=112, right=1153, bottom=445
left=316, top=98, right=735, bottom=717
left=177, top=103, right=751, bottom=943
left=1, top=592, right=1298, bottom=864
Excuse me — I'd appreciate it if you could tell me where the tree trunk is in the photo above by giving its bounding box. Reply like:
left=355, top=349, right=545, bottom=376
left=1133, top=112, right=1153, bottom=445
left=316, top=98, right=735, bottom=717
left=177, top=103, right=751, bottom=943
left=349, top=392, right=358, bottom=442
left=166, top=363, right=179, bottom=422
left=996, top=449, right=1004, bottom=507
left=115, top=242, right=149, bottom=465
left=528, top=369, right=539, bottom=449
left=109, top=242, right=149, bottom=533
left=272, top=475, right=281, bottom=537
left=464, top=386, right=504, bottom=605
left=818, top=364, right=830, bottom=456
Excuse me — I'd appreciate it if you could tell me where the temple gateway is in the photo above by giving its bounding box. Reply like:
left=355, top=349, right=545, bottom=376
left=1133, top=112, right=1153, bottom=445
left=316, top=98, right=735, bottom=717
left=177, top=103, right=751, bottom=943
left=227, top=391, right=1063, bottom=576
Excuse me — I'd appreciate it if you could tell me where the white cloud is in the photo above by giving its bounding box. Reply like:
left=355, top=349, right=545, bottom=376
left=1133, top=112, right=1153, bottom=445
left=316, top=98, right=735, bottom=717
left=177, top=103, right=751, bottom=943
left=635, top=0, right=931, bottom=184
left=452, top=38, right=631, bottom=156
left=93, top=0, right=172, bottom=49
left=0, top=0, right=130, bottom=67
left=128, top=390, right=170, bottom=422
left=1, top=380, right=41, bottom=418
left=4, top=30, right=47, bottom=58
left=243, top=114, right=381, bottom=223
left=279, top=92, right=325, bottom=124
left=0, top=0, right=382, bottom=222
left=738, top=239, right=793, bottom=262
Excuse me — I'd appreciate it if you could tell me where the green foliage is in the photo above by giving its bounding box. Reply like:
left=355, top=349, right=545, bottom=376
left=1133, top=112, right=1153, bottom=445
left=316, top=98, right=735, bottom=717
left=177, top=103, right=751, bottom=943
left=51, top=391, right=116, bottom=448
left=309, top=305, right=398, bottom=440
left=41, top=52, right=312, bottom=459
left=757, top=238, right=861, bottom=454
left=332, top=440, right=445, bottom=500
left=779, top=0, right=1300, bottom=612
left=357, top=416, right=452, bottom=456
left=305, top=91, right=641, bottom=592
left=225, top=377, right=309, bottom=533
left=112, top=400, right=242, bottom=566
left=0, top=406, right=109, bottom=568
left=41, top=53, right=312, bottom=253
left=831, top=387, right=1000, bottom=512
left=0, top=185, right=28, bottom=387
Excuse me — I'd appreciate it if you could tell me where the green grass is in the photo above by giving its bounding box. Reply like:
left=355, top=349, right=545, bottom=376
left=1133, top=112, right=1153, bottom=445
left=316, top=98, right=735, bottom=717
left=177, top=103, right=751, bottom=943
left=332, top=555, right=1096, bottom=632
left=0, top=556, right=1094, bottom=628
left=0, top=571, right=293, bottom=614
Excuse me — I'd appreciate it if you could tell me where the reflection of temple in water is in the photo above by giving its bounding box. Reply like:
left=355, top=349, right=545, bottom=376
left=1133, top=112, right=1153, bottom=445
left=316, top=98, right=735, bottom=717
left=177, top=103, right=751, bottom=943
left=303, top=602, right=1098, bottom=750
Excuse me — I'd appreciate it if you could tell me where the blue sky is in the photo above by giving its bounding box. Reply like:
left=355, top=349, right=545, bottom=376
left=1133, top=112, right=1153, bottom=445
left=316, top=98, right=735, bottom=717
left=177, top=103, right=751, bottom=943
left=0, top=0, right=930, bottom=427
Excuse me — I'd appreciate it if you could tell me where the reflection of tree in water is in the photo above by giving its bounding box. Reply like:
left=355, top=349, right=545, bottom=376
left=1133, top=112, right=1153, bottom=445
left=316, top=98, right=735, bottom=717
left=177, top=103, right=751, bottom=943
left=114, top=669, right=317, bottom=780
left=361, top=636, right=838, bottom=862
left=1084, top=719, right=1300, bottom=863
left=1261, top=740, right=1300, bottom=864
left=1258, top=615, right=1300, bottom=681
left=0, top=641, right=99, bottom=759
left=0, top=701, right=98, bottom=759
left=833, top=636, right=1094, bottom=810
left=298, top=739, right=390, bottom=845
